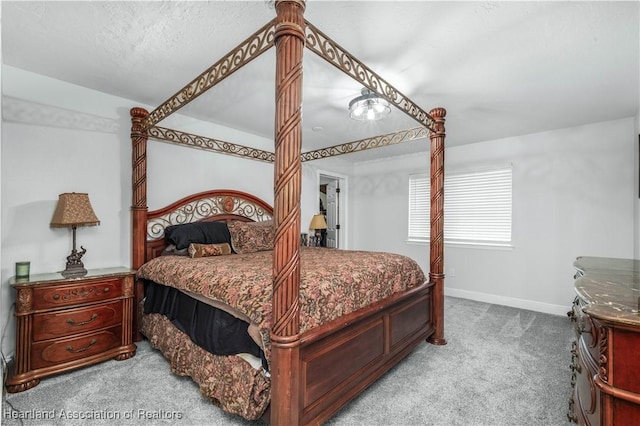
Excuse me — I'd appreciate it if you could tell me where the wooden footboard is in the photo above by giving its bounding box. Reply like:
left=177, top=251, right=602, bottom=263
left=296, top=281, right=434, bottom=425
left=140, top=280, right=433, bottom=425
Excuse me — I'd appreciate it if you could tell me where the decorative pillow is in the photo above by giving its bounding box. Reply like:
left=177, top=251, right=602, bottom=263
left=227, top=220, right=275, bottom=254
left=188, top=242, right=232, bottom=258
left=164, top=221, right=232, bottom=250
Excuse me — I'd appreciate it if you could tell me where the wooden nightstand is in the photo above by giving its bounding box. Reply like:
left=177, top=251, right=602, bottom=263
left=6, top=267, right=137, bottom=393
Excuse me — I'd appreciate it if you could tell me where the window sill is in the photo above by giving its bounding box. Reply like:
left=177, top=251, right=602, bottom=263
left=406, top=239, right=514, bottom=251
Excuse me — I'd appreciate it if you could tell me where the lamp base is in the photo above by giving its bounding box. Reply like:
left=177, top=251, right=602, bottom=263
left=61, top=246, right=88, bottom=278
left=61, top=265, right=87, bottom=278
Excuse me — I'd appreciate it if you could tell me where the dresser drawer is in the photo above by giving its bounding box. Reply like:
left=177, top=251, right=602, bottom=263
left=573, top=298, right=605, bottom=366
left=575, top=341, right=601, bottom=425
left=33, top=301, right=122, bottom=341
left=31, top=326, right=122, bottom=369
left=573, top=298, right=591, bottom=334
left=33, top=278, right=123, bottom=310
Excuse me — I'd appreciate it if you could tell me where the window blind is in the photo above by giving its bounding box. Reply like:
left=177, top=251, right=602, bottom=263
left=408, top=166, right=512, bottom=246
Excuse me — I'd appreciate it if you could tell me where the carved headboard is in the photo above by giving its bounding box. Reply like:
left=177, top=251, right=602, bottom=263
left=144, top=189, right=273, bottom=262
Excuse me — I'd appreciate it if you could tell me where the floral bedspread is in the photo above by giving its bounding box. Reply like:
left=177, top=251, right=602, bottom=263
left=137, top=247, right=426, bottom=363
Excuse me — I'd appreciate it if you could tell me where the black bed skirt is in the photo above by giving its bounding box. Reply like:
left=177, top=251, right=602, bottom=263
left=143, top=281, right=267, bottom=369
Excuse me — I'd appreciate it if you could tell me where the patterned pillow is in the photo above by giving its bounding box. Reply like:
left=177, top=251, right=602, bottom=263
left=227, top=220, right=275, bottom=254
left=188, top=242, right=232, bottom=258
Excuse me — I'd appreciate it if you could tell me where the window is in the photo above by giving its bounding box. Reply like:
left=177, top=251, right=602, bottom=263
left=408, top=166, right=512, bottom=246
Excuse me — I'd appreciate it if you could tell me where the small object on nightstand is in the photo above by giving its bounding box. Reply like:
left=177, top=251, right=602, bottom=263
left=5, top=267, right=137, bottom=393
left=15, top=261, right=30, bottom=279
left=50, top=192, right=100, bottom=278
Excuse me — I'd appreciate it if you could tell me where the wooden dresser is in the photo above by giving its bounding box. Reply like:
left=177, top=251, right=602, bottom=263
left=568, top=256, right=640, bottom=425
left=6, top=267, right=137, bottom=393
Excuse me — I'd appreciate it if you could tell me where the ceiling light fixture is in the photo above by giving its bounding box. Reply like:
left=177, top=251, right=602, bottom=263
left=348, top=87, right=391, bottom=121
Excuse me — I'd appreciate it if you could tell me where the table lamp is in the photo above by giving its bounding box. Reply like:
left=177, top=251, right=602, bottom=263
left=50, top=192, right=100, bottom=277
left=308, top=214, right=327, bottom=247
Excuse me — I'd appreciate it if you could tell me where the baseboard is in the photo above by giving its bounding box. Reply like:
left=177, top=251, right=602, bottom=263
left=445, top=287, right=572, bottom=317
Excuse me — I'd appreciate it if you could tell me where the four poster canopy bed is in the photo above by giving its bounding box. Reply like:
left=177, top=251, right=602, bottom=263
left=130, top=1, right=447, bottom=425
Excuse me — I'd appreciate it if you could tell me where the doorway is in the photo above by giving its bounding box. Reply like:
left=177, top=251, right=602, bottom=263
left=318, top=171, right=347, bottom=249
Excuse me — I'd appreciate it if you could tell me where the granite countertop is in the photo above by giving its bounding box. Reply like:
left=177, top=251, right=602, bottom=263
left=9, top=266, right=136, bottom=286
left=574, top=256, right=640, bottom=326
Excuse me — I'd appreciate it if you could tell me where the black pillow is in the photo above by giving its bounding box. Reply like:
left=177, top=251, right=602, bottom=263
left=164, top=221, right=232, bottom=250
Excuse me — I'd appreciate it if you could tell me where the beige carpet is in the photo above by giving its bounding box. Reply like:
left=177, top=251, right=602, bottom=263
left=2, top=297, right=574, bottom=426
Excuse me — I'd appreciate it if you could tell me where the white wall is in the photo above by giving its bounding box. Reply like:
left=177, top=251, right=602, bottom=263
left=635, top=112, right=640, bottom=259
left=0, top=66, right=320, bottom=358
left=0, top=31, right=4, bottom=378
left=350, top=118, right=637, bottom=315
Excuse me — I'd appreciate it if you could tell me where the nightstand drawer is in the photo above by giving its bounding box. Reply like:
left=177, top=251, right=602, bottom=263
left=31, top=326, right=122, bottom=369
left=33, top=301, right=122, bottom=341
left=33, top=278, right=122, bottom=310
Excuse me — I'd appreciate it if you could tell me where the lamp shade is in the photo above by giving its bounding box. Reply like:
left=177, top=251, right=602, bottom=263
left=50, top=193, right=100, bottom=228
left=309, top=214, right=327, bottom=230
left=348, top=87, right=391, bottom=121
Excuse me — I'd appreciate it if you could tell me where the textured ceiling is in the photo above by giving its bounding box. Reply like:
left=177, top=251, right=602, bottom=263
left=2, top=1, right=639, bottom=162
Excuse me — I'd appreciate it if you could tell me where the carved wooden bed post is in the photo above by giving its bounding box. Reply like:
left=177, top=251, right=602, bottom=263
left=428, top=107, right=447, bottom=345
left=130, top=107, right=149, bottom=341
left=271, top=0, right=306, bottom=424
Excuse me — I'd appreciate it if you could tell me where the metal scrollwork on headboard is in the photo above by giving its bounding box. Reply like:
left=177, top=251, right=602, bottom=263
left=147, top=195, right=273, bottom=240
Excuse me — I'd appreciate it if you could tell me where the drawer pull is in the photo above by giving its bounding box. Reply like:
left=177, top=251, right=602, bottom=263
left=66, top=314, right=98, bottom=327
left=53, top=294, right=60, bottom=300
left=66, top=339, right=97, bottom=353
left=576, top=315, right=589, bottom=335
left=103, top=287, right=109, bottom=293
